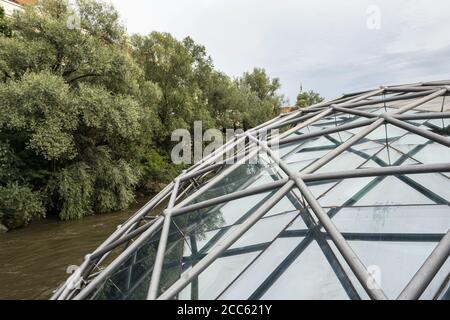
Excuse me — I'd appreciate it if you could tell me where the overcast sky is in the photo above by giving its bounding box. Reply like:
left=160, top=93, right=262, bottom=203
left=107, top=0, right=450, bottom=103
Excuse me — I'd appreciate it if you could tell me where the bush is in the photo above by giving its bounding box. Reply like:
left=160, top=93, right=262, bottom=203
left=0, top=183, right=44, bottom=230
left=0, top=0, right=288, bottom=231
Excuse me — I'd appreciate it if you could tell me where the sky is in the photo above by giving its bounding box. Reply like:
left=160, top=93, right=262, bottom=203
left=107, top=0, right=450, bottom=103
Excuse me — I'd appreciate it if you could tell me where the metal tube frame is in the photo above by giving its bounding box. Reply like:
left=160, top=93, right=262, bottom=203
left=147, top=177, right=182, bottom=299
left=54, top=81, right=450, bottom=301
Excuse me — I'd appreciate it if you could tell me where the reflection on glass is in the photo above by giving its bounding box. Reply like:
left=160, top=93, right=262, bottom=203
left=331, top=205, right=450, bottom=234
left=261, top=240, right=350, bottom=300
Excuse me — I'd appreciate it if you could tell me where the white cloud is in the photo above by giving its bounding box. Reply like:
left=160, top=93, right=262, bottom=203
left=107, top=0, right=450, bottom=100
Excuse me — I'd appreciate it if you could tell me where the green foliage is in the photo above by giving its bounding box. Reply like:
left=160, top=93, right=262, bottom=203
left=0, top=6, right=11, bottom=37
left=236, top=68, right=283, bottom=129
left=131, top=32, right=215, bottom=147
left=296, top=90, right=324, bottom=109
left=0, top=0, right=319, bottom=231
left=50, top=162, right=94, bottom=220
left=0, top=72, right=78, bottom=161
left=0, top=0, right=144, bottom=229
left=137, top=148, right=181, bottom=194
left=89, top=147, right=139, bottom=213
left=0, top=182, right=44, bottom=229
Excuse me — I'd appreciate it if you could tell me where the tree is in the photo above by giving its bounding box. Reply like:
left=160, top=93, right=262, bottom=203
left=0, top=6, right=11, bottom=37
left=0, top=0, right=293, bottom=230
left=0, top=0, right=156, bottom=228
left=296, top=90, right=324, bottom=109
left=238, top=68, right=284, bottom=130
left=131, top=32, right=216, bottom=149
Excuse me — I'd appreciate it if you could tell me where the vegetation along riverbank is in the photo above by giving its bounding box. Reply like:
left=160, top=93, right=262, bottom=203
left=0, top=0, right=322, bottom=232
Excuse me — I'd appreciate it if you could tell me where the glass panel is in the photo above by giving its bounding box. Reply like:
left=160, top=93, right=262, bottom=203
left=191, top=156, right=280, bottom=205
left=189, top=211, right=299, bottom=255
left=286, top=158, right=316, bottom=173
left=261, top=240, right=350, bottom=300
left=409, top=143, right=450, bottom=165
left=307, top=115, right=356, bottom=130
left=285, top=215, right=308, bottom=231
left=345, top=240, right=439, bottom=299
left=315, top=151, right=369, bottom=174
left=264, top=195, right=299, bottom=217
left=183, top=229, right=221, bottom=256
left=285, top=148, right=331, bottom=164
left=291, top=136, right=335, bottom=150
left=366, top=124, right=409, bottom=141
left=414, top=96, right=447, bottom=112
left=176, top=196, right=301, bottom=299
left=407, top=173, right=450, bottom=203
left=318, top=177, right=375, bottom=207
left=368, top=106, right=400, bottom=115
left=360, top=146, right=405, bottom=167
left=230, top=211, right=298, bottom=249
left=308, top=181, right=338, bottom=199
left=276, top=141, right=302, bottom=158
left=351, top=140, right=383, bottom=152
left=355, top=176, right=435, bottom=206
left=318, top=172, right=440, bottom=208
left=327, top=130, right=354, bottom=142
left=219, top=237, right=303, bottom=300
left=179, top=251, right=261, bottom=300
left=91, top=224, right=184, bottom=300
left=391, top=132, right=428, bottom=147
left=360, top=159, right=381, bottom=169
left=173, top=183, right=300, bottom=244
left=208, top=191, right=271, bottom=227
left=422, top=119, right=450, bottom=133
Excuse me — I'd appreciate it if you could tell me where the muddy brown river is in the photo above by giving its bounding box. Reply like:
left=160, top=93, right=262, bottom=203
left=0, top=198, right=150, bottom=300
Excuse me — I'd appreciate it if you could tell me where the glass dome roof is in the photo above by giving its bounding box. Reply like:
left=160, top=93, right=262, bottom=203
left=53, top=80, right=450, bottom=300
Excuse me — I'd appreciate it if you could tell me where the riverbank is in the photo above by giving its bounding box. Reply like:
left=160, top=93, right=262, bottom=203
left=0, top=197, right=151, bottom=300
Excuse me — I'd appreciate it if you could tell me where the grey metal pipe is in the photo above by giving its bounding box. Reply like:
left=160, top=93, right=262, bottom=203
left=246, top=134, right=389, bottom=300
left=332, top=105, right=378, bottom=118
left=336, top=90, right=436, bottom=109
left=390, top=89, right=447, bottom=115
left=385, top=116, right=450, bottom=148
left=173, top=145, right=260, bottom=209
left=172, top=178, right=289, bottom=216
left=60, top=83, right=450, bottom=300
left=423, top=81, right=450, bottom=86
left=298, top=90, right=448, bottom=176
left=188, top=136, right=243, bottom=174
left=261, top=111, right=322, bottom=132
left=74, top=216, right=165, bottom=300
left=180, top=162, right=225, bottom=182
left=277, top=118, right=375, bottom=147
left=280, top=89, right=384, bottom=140
left=293, top=177, right=388, bottom=300
left=304, top=119, right=385, bottom=174
left=279, top=108, right=334, bottom=138
left=90, top=219, right=158, bottom=261
left=52, top=181, right=175, bottom=299
left=335, top=88, right=385, bottom=107
left=173, top=162, right=450, bottom=219
left=398, top=230, right=450, bottom=300
left=147, top=177, right=181, bottom=299
left=393, top=112, right=450, bottom=121
left=302, top=163, right=450, bottom=182
left=157, top=180, right=296, bottom=300
left=386, top=86, right=442, bottom=92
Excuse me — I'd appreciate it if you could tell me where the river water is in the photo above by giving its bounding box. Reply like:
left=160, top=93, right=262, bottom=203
left=0, top=198, right=150, bottom=300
